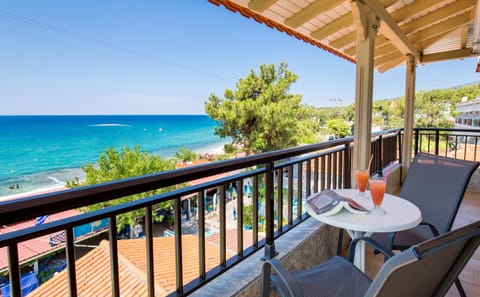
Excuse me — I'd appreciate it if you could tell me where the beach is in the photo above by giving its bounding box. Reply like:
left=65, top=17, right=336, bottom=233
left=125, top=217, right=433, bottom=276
left=0, top=142, right=227, bottom=201
left=0, top=115, right=228, bottom=199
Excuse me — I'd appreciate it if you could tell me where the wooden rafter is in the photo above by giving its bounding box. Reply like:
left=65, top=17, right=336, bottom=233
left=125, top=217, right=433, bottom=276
left=377, top=56, right=406, bottom=73
left=211, top=0, right=479, bottom=72
left=363, top=0, right=420, bottom=61
left=409, top=12, right=471, bottom=44
left=421, top=48, right=477, bottom=63
left=332, top=0, right=446, bottom=54
left=375, top=49, right=403, bottom=66
left=375, top=26, right=468, bottom=70
left=248, top=0, right=277, bottom=13
left=311, top=0, right=396, bottom=41
left=400, top=0, right=475, bottom=36
left=346, top=3, right=475, bottom=59
left=285, top=0, right=343, bottom=29
left=311, top=12, right=353, bottom=40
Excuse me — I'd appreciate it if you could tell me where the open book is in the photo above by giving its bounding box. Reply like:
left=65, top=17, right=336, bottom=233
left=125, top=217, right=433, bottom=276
left=306, top=190, right=369, bottom=217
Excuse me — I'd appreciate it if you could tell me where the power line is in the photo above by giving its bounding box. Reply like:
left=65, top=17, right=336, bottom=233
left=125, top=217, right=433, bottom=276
left=0, top=9, right=227, bottom=81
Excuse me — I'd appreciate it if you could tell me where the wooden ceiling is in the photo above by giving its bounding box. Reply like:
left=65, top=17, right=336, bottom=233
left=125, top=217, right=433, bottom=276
left=209, top=0, right=480, bottom=72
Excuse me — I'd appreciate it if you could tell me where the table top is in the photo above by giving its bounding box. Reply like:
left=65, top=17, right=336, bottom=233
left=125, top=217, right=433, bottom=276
left=305, top=189, right=422, bottom=233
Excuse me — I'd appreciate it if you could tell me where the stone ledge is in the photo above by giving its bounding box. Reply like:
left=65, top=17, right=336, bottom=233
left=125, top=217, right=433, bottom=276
left=190, top=218, right=338, bottom=297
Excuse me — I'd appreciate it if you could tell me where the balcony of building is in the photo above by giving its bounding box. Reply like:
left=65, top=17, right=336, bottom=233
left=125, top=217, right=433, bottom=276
left=2, top=1, right=480, bottom=296
left=0, top=128, right=479, bottom=297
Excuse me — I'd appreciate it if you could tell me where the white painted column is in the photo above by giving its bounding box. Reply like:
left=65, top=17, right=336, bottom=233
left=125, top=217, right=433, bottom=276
left=402, top=54, right=416, bottom=181
left=351, top=1, right=379, bottom=183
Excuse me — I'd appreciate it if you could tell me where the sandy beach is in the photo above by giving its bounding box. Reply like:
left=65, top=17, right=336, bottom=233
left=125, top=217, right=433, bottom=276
left=0, top=185, right=68, bottom=202
left=0, top=142, right=227, bottom=202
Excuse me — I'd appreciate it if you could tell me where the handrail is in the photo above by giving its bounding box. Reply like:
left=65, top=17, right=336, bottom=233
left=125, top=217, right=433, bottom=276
left=413, top=127, right=480, bottom=161
left=0, top=128, right=403, bottom=297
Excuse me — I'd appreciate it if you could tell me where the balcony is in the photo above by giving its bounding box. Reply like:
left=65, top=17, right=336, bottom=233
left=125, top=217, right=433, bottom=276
left=0, top=128, right=479, bottom=296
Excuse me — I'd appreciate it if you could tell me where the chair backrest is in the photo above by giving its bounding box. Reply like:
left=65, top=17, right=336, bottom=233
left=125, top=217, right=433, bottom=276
left=366, top=221, right=480, bottom=297
left=400, top=153, right=479, bottom=234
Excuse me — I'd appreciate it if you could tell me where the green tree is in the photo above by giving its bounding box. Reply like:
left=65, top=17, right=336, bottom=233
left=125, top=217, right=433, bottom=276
left=205, top=62, right=318, bottom=154
left=415, top=89, right=454, bottom=128
left=66, top=146, right=177, bottom=231
left=326, top=118, right=350, bottom=138
left=175, top=147, right=197, bottom=162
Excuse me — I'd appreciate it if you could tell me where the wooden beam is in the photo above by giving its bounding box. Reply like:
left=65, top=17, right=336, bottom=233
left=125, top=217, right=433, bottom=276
left=351, top=0, right=369, bottom=41
left=248, top=0, right=277, bottom=12
left=421, top=48, right=478, bottom=64
left=346, top=0, right=456, bottom=57
left=363, top=0, right=420, bottom=61
left=402, top=54, right=416, bottom=181
left=400, top=0, right=475, bottom=35
left=330, top=31, right=356, bottom=49
left=389, top=0, right=441, bottom=21
left=285, top=0, right=343, bottom=29
left=375, top=49, right=402, bottom=66
left=344, top=35, right=387, bottom=56
left=409, top=12, right=471, bottom=44
left=311, top=12, right=353, bottom=40
left=377, top=56, right=405, bottom=73
left=416, top=29, right=460, bottom=52
left=351, top=0, right=378, bottom=179
left=348, top=4, right=474, bottom=58
left=311, top=0, right=396, bottom=41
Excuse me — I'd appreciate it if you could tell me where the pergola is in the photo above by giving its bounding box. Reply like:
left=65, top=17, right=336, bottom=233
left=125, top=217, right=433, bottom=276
left=209, top=0, right=480, bottom=178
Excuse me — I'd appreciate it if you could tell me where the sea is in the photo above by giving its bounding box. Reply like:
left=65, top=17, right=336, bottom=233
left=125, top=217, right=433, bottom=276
left=0, top=115, right=228, bottom=198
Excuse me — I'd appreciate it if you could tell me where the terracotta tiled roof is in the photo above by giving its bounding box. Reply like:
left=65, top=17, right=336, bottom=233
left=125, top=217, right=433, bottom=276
left=206, top=228, right=264, bottom=255
left=29, top=235, right=233, bottom=297
left=0, top=209, right=81, bottom=272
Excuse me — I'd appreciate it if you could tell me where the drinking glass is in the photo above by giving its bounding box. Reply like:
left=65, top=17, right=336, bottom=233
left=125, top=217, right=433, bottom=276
left=369, top=177, right=386, bottom=215
left=355, top=169, right=369, bottom=200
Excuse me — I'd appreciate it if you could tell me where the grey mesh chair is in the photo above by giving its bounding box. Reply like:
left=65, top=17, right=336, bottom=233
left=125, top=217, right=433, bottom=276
left=262, top=220, right=480, bottom=297
left=371, top=152, right=479, bottom=296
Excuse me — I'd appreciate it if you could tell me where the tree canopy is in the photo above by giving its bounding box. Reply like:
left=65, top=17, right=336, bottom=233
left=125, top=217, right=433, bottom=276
left=66, top=146, right=177, bottom=232
left=315, top=82, right=480, bottom=132
left=175, top=147, right=197, bottom=162
left=205, top=62, right=318, bottom=154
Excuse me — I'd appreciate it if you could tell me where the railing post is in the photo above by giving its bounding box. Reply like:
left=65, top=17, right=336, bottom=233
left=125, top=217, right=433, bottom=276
left=262, top=161, right=277, bottom=260
left=343, top=143, right=351, bottom=189
left=414, top=128, right=419, bottom=155
left=398, top=129, right=403, bottom=164
left=377, top=135, right=383, bottom=176
left=435, top=129, right=440, bottom=155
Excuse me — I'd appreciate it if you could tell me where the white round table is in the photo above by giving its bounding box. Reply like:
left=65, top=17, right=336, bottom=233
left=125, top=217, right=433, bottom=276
left=305, top=189, right=422, bottom=271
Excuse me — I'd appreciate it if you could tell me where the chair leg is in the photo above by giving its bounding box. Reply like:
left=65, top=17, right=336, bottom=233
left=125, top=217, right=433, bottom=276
left=337, top=228, right=344, bottom=256
left=455, top=278, right=467, bottom=297
left=262, top=262, right=272, bottom=297
left=337, top=228, right=352, bottom=256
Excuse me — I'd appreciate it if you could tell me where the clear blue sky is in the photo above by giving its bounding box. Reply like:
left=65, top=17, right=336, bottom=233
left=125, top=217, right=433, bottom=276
left=1, top=1, right=478, bottom=115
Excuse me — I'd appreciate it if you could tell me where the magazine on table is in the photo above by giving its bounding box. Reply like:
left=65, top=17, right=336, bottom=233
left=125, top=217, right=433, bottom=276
left=306, top=190, right=369, bottom=217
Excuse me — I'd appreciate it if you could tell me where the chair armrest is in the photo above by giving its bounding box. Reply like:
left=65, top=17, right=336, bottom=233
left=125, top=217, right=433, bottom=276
left=386, top=222, right=440, bottom=252
left=348, top=236, right=394, bottom=263
left=420, top=221, right=440, bottom=237
left=262, top=259, right=304, bottom=297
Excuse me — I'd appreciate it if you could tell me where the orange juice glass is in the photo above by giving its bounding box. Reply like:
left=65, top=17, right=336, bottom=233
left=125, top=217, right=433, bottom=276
left=355, top=169, right=369, bottom=199
left=369, top=177, right=386, bottom=215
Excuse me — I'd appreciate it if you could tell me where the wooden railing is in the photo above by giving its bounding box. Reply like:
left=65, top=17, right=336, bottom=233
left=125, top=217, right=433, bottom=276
left=0, top=129, right=402, bottom=297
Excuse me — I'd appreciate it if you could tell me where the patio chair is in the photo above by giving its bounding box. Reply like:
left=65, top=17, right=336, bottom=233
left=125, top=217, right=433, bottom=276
left=371, top=152, right=479, bottom=296
left=261, top=220, right=480, bottom=297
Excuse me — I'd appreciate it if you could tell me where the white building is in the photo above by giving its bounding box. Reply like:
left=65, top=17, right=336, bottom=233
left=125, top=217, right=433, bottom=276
left=455, top=97, right=480, bottom=128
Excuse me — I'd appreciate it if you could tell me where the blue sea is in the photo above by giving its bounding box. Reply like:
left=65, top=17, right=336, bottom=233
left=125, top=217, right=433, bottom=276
left=0, top=115, right=227, bottom=198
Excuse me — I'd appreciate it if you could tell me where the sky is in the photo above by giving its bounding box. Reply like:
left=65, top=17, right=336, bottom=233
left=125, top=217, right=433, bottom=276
left=0, top=1, right=478, bottom=115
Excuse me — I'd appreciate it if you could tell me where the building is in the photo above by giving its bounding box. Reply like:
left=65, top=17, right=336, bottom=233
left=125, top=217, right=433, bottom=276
left=455, top=97, right=480, bottom=128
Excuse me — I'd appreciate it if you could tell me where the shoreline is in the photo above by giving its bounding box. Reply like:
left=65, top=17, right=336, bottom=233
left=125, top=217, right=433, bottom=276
left=0, top=141, right=227, bottom=201
left=0, top=185, right=68, bottom=202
